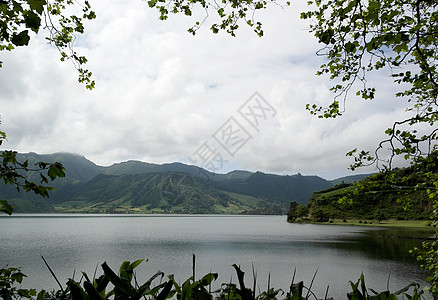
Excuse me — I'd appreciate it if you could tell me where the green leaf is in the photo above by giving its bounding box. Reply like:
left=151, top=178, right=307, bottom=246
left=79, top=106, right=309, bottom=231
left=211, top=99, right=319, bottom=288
left=210, top=24, right=219, bottom=34
left=101, top=262, right=130, bottom=295
left=0, top=199, right=14, bottom=215
left=27, top=0, right=46, bottom=15
left=24, top=10, right=41, bottom=33
left=47, top=163, right=65, bottom=180
left=84, top=281, right=104, bottom=300
left=199, top=272, right=218, bottom=286
left=147, top=0, right=157, bottom=7
left=94, top=275, right=109, bottom=294
left=129, top=258, right=145, bottom=270
left=345, top=42, right=356, bottom=53
left=385, top=128, right=394, bottom=135
left=156, top=280, right=174, bottom=300
left=11, top=30, right=30, bottom=46
left=67, top=279, right=85, bottom=300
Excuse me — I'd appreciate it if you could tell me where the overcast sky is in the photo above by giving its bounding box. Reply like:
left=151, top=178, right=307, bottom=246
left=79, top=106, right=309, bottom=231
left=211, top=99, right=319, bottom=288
left=0, top=0, right=411, bottom=179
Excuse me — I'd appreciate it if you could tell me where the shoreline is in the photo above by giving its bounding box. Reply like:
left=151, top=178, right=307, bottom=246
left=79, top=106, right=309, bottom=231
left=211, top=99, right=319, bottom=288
left=293, top=218, right=431, bottom=228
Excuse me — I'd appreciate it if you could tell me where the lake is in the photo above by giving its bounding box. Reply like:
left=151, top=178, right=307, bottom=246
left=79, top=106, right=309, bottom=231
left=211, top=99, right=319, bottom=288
left=0, top=214, right=432, bottom=298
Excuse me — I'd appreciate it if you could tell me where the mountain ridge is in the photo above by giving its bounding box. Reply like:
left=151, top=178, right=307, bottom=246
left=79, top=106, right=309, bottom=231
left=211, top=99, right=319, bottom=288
left=1, top=152, right=371, bottom=214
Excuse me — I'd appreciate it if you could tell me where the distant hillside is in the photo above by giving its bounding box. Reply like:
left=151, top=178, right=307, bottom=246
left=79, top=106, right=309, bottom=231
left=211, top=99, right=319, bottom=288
left=329, top=173, right=373, bottom=185
left=53, top=172, right=268, bottom=214
left=101, top=161, right=209, bottom=178
left=14, top=152, right=102, bottom=183
left=1, top=152, right=338, bottom=214
left=101, top=161, right=253, bottom=182
left=0, top=152, right=102, bottom=205
left=212, top=172, right=332, bottom=205
left=213, top=170, right=253, bottom=182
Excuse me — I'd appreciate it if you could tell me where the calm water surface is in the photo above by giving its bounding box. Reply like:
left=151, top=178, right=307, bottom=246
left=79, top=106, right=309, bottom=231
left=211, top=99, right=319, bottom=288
left=0, top=214, right=432, bottom=298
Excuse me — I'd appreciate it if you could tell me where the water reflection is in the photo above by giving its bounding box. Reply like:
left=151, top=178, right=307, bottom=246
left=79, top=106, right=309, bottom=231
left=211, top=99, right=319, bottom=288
left=333, top=227, right=436, bottom=262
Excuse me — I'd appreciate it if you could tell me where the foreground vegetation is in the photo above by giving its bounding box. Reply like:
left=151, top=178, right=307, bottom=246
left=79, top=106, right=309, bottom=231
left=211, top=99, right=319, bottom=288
left=0, top=259, right=430, bottom=300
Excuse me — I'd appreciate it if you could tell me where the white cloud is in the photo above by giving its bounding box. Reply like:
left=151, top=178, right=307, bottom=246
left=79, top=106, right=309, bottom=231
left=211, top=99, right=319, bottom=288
left=0, top=0, right=412, bottom=179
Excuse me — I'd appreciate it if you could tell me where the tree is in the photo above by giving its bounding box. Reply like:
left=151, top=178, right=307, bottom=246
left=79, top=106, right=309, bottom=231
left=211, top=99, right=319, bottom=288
left=301, top=0, right=437, bottom=171
left=296, top=204, right=309, bottom=218
left=374, top=210, right=386, bottom=223
left=300, top=0, right=438, bottom=292
left=0, top=0, right=96, bottom=89
left=287, top=201, right=299, bottom=222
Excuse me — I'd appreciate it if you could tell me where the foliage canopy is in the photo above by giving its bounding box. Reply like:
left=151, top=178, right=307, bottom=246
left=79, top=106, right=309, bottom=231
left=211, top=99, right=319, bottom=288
left=147, top=0, right=290, bottom=37
left=0, top=0, right=96, bottom=89
left=301, top=0, right=438, bottom=170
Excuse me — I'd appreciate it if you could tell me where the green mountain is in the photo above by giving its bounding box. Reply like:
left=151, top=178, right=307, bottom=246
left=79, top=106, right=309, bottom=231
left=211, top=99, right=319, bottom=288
left=52, top=172, right=267, bottom=214
left=101, top=161, right=208, bottom=178
left=0, top=153, right=102, bottom=211
left=17, top=152, right=102, bottom=183
left=101, top=161, right=252, bottom=182
left=212, top=170, right=253, bottom=182
left=211, top=172, right=332, bottom=205
left=300, top=156, right=437, bottom=221
left=0, top=152, right=337, bottom=214
left=329, top=173, right=373, bottom=185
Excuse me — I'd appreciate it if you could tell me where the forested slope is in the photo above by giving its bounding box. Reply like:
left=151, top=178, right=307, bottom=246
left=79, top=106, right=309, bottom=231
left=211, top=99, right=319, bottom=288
left=304, top=155, right=437, bottom=221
